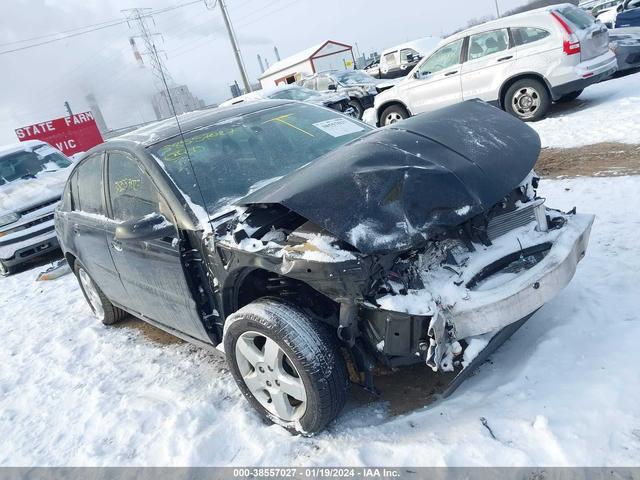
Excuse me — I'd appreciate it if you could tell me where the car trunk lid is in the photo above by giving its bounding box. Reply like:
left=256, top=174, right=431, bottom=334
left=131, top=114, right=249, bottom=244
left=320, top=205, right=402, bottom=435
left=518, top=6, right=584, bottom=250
left=553, top=5, right=610, bottom=60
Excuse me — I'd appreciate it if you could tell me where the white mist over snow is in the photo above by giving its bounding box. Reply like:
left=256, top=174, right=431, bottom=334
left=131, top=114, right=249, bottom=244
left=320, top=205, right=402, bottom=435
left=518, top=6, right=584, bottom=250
left=0, top=175, right=639, bottom=465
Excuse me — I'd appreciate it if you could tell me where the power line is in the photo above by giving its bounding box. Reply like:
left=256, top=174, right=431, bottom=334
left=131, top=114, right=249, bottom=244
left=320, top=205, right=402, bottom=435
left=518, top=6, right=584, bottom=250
left=0, top=0, right=202, bottom=56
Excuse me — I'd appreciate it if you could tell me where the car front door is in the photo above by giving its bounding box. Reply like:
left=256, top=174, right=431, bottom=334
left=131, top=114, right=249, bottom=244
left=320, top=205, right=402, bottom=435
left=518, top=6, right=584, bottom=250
left=402, top=38, right=465, bottom=114
left=67, top=152, right=129, bottom=303
left=103, top=150, right=210, bottom=342
left=461, top=28, right=515, bottom=102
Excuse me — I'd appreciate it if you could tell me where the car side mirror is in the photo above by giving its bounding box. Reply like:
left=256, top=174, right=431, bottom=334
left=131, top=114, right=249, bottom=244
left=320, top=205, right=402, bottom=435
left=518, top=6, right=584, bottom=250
left=328, top=84, right=337, bottom=91
left=414, top=70, right=428, bottom=79
left=115, top=213, right=174, bottom=242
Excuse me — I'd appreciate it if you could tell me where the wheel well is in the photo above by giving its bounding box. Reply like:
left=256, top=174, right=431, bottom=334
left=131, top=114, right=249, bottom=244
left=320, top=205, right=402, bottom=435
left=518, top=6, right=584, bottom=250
left=65, top=252, right=76, bottom=271
left=376, top=101, right=410, bottom=124
left=225, top=267, right=340, bottom=326
left=499, top=73, right=551, bottom=109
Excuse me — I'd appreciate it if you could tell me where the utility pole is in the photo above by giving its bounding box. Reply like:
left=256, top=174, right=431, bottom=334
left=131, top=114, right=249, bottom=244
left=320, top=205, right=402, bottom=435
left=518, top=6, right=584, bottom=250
left=494, top=0, right=501, bottom=17
left=218, top=0, right=251, bottom=93
left=122, top=8, right=173, bottom=89
left=64, top=101, right=73, bottom=116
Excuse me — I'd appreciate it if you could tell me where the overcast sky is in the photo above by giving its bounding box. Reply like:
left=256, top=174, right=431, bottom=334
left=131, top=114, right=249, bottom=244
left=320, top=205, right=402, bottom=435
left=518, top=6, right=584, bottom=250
left=0, top=0, right=531, bottom=144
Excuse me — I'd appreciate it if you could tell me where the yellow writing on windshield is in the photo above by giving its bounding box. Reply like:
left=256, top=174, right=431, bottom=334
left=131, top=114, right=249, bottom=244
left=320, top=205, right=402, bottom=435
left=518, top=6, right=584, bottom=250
left=158, top=129, right=234, bottom=161
left=262, top=114, right=314, bottom=137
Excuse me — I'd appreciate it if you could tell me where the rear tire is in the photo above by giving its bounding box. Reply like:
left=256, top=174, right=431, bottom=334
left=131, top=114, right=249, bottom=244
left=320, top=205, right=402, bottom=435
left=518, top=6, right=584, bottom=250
left=224, top=298, right=349, bottom=435
left=74, top=261, right=126, bottom=325
left=556, top=89, right=583, bottom=103
left=504, top=78, right=551, bottom=122
left=380, top=104, right=409, bottom=126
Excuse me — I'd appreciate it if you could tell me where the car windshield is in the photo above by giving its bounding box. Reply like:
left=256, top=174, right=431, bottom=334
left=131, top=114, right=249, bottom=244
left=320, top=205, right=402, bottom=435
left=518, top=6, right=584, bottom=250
left=150, top=103, right=372, bottom=213
left=334, top=71, right=377, bottom=85
left=0, top=145, right=71, bottom=186
left=268, top=87, right=320, bottom=101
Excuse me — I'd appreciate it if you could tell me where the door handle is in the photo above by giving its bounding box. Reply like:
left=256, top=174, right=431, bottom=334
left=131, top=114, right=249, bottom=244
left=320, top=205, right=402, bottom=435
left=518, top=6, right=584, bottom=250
left=444, top=70, right=458, bottom=76
left=111, top=239, right=123, bottom=252
left=497, top=55, right=513, bottom=62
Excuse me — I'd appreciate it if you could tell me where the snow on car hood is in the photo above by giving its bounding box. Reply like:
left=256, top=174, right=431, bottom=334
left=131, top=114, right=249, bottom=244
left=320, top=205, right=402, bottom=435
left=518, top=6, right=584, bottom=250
left=238, top=100, right=540, bottom=254
left=0, top=167, right=70, bottom=214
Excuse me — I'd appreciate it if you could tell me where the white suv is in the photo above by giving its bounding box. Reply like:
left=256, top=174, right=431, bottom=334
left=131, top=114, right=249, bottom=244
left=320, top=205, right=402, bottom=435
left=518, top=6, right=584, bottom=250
left=373, top=3, right=617, bottom=124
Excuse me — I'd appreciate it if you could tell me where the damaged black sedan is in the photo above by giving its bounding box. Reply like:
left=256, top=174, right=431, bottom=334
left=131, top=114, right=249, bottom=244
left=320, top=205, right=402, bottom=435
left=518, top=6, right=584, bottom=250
left=54, top=99, right=593, bottom=434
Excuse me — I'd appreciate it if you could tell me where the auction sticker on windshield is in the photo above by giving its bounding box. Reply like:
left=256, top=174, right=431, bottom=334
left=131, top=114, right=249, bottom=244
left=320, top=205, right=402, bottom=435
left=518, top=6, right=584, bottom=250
left=313, top=118, right=364, bottom=137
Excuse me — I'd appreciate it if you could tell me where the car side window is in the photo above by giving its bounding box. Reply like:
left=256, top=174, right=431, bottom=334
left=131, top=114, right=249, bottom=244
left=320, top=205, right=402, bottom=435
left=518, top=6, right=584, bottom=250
left=512, top=27, right=550, bottom=46
left=107, top=151, right=160, bottom=222
left=468, top=29, right=510, bottom=60
left=72, top=154, right=104, bottom=215
left=383, top=51, right=398, bottom=67
left=316, top=75, right=331, bottom=90
left=400, top=48, right=419, bottom=63
left=419, top=39, right=464, bottom=75
left=301, top=78, right=316, bottom=90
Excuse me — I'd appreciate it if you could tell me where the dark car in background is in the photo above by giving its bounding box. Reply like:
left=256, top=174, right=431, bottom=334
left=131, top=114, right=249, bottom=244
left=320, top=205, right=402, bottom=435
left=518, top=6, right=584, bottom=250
left=298, top=70, right=380, bottom=119
left=219, top=84, right=355, bottom=116
left=617, top=0, right=640, bottom=25
left=0, top=140, right=72, bottom=275
left=55, top=99, right=593, bottom=434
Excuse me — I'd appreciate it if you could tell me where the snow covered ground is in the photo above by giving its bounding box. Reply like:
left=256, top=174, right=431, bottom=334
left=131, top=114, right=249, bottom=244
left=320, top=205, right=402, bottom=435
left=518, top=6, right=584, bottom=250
left=530, top=73, right=640, bottom=148
left=1, top=174, right=640, bottom=466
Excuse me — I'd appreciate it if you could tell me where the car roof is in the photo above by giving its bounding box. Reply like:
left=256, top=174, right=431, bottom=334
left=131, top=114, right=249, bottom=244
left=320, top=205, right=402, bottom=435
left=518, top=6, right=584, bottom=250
left=381, top=37, right=440, bottom=55
left=114, top=99, right=291, bottom=147
left=0, top=140, right=48, bottom=158
left=442, top=2, right=571, bottom=43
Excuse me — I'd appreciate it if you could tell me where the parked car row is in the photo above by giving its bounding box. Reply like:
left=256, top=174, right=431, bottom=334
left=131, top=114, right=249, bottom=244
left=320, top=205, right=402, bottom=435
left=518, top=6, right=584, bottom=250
left=372, top=3, right=617, bottom=125
left=596, top=0, right=640, bottom=27
left=219, top=84, right=357, bottom=117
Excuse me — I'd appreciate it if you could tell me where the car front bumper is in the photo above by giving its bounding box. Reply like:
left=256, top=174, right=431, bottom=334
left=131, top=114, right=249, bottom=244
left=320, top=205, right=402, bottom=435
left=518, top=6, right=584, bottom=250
left=447, top=212, right=594, bottom=340
left=0, top=230, right=60, bottom=270
left=359, top=212, right=594, bottom=368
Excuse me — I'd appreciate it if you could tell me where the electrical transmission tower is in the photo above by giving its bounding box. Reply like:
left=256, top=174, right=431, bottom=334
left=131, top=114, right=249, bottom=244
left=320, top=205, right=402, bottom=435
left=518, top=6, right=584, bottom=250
left=122, top=8, right=174, bottom=90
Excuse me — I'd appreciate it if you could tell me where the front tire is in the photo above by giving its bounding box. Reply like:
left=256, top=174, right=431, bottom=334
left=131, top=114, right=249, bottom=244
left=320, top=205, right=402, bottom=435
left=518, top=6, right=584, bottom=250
left=504, top=78, right=550, bottom=122
left=224, top=298, right=349, bottom=435
left=347, top=99, right=364, bottom=119
left=380, top=104, right=409, bottom=126
left=74, top=261, right=126, bottom=325
left=556, top=89, right=583, bottom=103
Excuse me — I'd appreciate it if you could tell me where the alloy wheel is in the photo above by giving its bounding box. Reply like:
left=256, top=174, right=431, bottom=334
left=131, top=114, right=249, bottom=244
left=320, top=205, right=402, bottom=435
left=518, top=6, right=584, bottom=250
left=384, top=112, right=404, bottom=125
left=78, top=268, right=104, bottom=319
left=235, top=331, right=307, bottom=422
left=512, top=86, right=541, bottom=119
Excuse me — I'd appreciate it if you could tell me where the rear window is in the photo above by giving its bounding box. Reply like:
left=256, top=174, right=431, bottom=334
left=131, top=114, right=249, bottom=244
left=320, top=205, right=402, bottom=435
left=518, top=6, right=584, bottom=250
left=557, top=6, right=595, bottom=29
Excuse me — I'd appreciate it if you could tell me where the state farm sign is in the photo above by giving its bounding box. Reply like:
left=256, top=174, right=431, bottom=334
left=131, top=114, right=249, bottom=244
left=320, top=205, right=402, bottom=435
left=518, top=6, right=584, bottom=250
left=15, top=111, right=104, bottom=157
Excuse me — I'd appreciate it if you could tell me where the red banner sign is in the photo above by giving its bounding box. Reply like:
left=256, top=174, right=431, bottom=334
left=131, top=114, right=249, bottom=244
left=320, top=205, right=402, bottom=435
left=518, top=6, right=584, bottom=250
left=15, top=111, right=104, bottom=157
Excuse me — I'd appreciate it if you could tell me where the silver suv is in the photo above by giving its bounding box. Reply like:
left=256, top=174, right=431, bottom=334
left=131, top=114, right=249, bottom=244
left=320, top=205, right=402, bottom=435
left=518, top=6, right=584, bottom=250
left=373, top=3, right=617, bottom=124
left=0, top=141, right=72, bottom=275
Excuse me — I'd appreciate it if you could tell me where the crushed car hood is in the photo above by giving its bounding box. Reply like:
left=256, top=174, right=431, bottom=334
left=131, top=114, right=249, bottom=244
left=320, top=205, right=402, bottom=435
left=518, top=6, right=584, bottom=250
left=239, top=100, right=541, bottom=254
